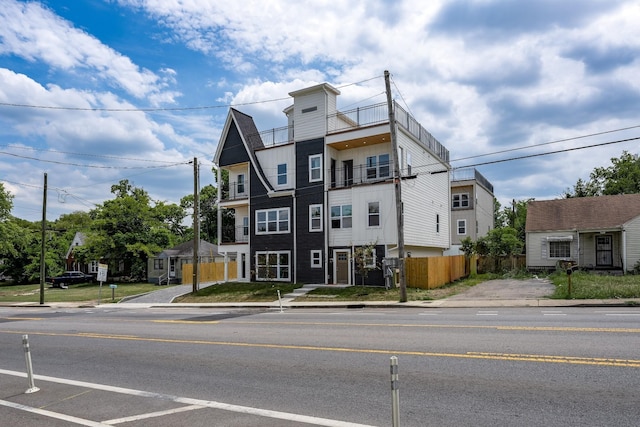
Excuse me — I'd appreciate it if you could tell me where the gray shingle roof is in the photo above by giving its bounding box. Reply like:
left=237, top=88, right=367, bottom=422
left=526, top=194, right=640, bottom=232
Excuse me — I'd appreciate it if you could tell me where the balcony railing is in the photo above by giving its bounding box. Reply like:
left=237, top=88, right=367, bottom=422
left=220, top=182, right=248, bottom=202
left=451, top=168, right=494, bottom=193
left=246, top=101, right=449, bottom=164
left=329, top=162, right=392, bottom=189
left=221, top=225, right=249, bottom=244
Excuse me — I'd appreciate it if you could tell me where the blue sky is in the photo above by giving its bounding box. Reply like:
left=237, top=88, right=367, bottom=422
left=1, top=0, right=639, bottom=222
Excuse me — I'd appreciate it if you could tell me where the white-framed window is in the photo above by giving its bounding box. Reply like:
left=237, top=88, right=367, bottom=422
left=436, top=214, right=440, bottom=233
left=309, top=204, right=323, bottom=232
left=457, top=219, right=467, bottom=235
left=89, top=261, right=99, bottom=273
left=331, top=204, right=352, bottom=228
left=277, top=163, right=287, bottom=186
left=242, top=216, right=249, bottom=237
left=256, top=208, right=290, bottom=234
left=154, top=259, right=164, bottom=270
left=366, top=154, right=390, bottom=180
left=237, top=174, right=246, bottom=194
left=311, top=250, right=322, bottom=268
left=255, top=251, right=290, bottom=281
left=368, top=201, right=380, bottom=227
left=549, top=241, right=571, bottom=258
left=365, top=248, right=377, bottom=268
left=452, top=193, right=469, bottom=208
left=406, top=151, right=412, bottom=175
left=309, top=154, right=322, bottom=182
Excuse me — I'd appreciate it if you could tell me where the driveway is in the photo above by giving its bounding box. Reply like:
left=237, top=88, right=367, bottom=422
left=445, top=277, right=556, bottom=300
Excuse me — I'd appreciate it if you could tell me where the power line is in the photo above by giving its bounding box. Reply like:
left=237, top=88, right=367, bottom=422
left=0, top=151, right=190, bottom=169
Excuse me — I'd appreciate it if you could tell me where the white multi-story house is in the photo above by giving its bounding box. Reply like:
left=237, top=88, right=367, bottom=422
left=213, top=83, right=451, bottom=286
left=447, top=168, right=495, bottom=254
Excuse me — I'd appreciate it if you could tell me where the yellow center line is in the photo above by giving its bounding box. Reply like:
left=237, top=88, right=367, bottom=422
left=2, top=329, right=639, bottom=368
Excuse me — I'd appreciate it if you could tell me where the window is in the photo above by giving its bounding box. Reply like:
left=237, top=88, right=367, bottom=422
left=309, top=204, right=323, bottom=231
left=256, top=208, right=290, bottom=234
left=366, top=154, right=390, bottom=180
left=256, top=251, right=290, bottom=280
left=365, top=248, right=377, bottom=268
left=368, top=201, right=380, bottom=227
left=436, top=214, right=440, bottom=233
left=331, top=204, right=352, bottom=228
left=406, top=151, right=412, bottom=175
left=154, top=259, right=164, bottom=270
left=237, top=174, right=246, bottom=194
left=549, top=241, right=571, bottom=258
left=242, top=216, right=249, bottom=236
left=309, top=154, right=322, bottom=182
left=277, top=163, right=287, bottom=186
left=452, top=193, right=469, bottom=208
left=457, top=219, right=466, bottom=235
left=311, top=250, right=322, bottom=268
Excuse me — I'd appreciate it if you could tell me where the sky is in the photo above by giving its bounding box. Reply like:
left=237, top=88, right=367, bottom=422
left=1, top=0, right=639, bottom=222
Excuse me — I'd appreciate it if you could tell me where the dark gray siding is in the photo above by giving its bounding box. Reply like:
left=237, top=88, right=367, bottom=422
left=295, top=138, right=325, bottom=284
left=218, top=123, right=250, bottom=166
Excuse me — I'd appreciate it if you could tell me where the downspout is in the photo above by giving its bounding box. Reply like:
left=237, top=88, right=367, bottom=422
left=293, top=191, right=297, bottom=283
left=622, top=228, right=627, bottom=273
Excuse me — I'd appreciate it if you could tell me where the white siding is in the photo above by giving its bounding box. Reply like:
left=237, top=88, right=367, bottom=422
left=624, top=215, right=640, bottom=271
left=475, top=183, right=494, bottom=238
left=255, top=144, right=295, bottom=190
left=526, top=231, right=578, bottom=268
left=292, top=88, right=336, bottom=141
left=398, top=128, right=450, bottom=251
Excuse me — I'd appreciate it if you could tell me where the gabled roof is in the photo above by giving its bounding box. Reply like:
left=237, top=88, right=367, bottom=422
left=156, top=240, right=220, bottom=259
left=526, top=194, right=640, bottom=232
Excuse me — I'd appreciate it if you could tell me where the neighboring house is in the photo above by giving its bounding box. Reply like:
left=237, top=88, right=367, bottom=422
left=213, top=82, right=451, bottom=286
left=525, top=194, right=640, bottom=273
left=65, top=232, right=99, bottom=276
left=446, top=168, right=495, bottom=255
left=148, top=239, right=222, bottom=284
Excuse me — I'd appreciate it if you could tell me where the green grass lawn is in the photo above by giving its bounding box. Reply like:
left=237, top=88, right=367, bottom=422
left=0, top=282, right=180, bottom=304
left=174, top=282, right=301, bottom=303
left=550, top=272, right=640, bottom=300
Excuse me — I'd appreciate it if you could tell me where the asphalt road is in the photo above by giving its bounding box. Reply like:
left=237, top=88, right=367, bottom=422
left=1, top=305, right=639, bottom=426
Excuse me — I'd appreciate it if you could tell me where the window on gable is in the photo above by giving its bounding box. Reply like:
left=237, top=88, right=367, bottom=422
left=309, top=204, right=323, bottom=232
left=457, top=219, right=466, bottom=235
left=256, top=208, right=290, bottom=234
left=277, top=163, right=287, bottom=186
left=368, top=201, right=380, bottom=227
left=331, top=204, right=352, bottom=229
left=366, top=154, right=390, bottom=180
left=309, top=154, right=322, bottom=182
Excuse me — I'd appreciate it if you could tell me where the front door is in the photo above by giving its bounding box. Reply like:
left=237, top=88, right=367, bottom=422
left=595, top=235, right=613, bottom=267
left=335, top=251, right=350, bottom=284
left=169, top=258, right=176, bottom=278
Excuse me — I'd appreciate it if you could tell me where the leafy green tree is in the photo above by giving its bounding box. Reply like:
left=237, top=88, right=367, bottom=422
left=564, top=151, right=640, bottom=197
left=353, top=242, right=378, bottom=286
left=85, top=179, right=179, bottom=280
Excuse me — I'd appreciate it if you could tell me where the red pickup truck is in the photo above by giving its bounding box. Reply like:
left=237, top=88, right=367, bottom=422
left=47, top=271, right=95, bottom=289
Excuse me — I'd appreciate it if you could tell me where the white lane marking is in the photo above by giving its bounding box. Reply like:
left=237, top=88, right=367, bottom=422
left=542, top=311, right=566, bottom=316
left=477, top=311, right=498, bottom=316
left=0, top=399, right=109, bottom=427
left=0, top=369, right=374, bottom=427
left=104, top=404, right=205, bottom=425
left=419, top=312, right=441, bottom=316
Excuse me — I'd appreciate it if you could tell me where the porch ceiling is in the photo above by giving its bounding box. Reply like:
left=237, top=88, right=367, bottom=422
left=327, top=133, right=388, bottom=151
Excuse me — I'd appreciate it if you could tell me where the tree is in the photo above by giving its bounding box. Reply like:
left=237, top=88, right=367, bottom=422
left=86, top=180, right=179, bottom=280
left=353, top=242, right=378, bottom=286
left=564, top=151, right=640, bottom=197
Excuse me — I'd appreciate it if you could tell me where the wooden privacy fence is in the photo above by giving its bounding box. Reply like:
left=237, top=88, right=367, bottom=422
left=405, top=255, right=470, bottom=289
left=182, top=261, right=237, bottom=285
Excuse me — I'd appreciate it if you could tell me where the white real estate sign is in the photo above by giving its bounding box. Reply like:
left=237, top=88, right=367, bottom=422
left=97, top=263, right=108, bottom=282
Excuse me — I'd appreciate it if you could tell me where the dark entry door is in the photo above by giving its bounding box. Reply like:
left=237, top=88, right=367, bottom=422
left=595, top=235, right=613, bottom=266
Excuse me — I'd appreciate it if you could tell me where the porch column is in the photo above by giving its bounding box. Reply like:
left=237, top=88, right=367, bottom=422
left=223, top=252, right=229, bottom=282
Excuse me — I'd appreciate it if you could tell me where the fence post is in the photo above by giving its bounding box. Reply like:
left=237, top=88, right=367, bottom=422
left=390, top=356, right=399, bottom=427
left=22, top=335, right=39, bottom=394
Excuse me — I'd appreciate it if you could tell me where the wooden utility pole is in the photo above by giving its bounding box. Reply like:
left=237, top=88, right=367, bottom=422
left=39, top=173, right=47, bottom=305
left=192, top=158, right=200, bottom=293
left=385, top=70, right=407, bottom=302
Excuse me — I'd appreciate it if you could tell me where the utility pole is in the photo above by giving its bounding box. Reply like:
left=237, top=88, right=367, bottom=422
left=385, top=70, right=407, bottom=302
left=39, top=173, right=47, bottom=305
left=192, top=158, right=200, bottom=293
